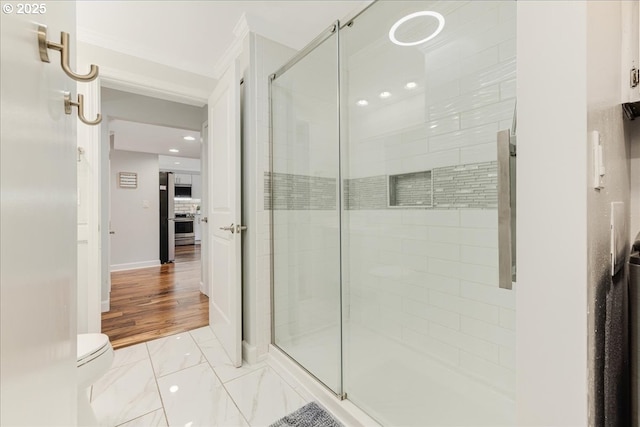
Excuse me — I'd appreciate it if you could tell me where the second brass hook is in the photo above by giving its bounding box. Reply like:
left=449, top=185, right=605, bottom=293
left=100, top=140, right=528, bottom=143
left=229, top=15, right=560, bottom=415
left=65, top=92, right=102, bottom=126
left=38, top=25, right=99, bottom=82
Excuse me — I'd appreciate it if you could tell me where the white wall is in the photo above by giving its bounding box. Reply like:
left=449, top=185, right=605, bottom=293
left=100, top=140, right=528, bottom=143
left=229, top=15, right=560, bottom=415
left=517, top=2, right=588, bottom=425
left=78, top=42, right=215, bottom=106
left=102, top=88, right=206, bottom=131
left=110, top=150, right=160, bottom=270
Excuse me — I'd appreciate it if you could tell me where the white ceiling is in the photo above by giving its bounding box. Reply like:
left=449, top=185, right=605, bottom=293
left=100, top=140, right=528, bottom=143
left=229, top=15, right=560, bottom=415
left=80, top=1, right=370, bottom=157
left=110, top=120, right=201, bottom=158
left=77, top=1, right=370, bottom=79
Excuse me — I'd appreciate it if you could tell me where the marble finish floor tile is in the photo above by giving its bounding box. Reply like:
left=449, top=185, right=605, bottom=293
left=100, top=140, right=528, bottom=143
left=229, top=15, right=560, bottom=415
left=224, top=366, right=307, bottom=427
left=189, top=325, right=216, bottom=344
left=147, top=332, right=206, bottom=378
left=111, top=343, right=149, bottom=369
left=116, top=409, right=167, bottom=427
left=91, top=358, right=162, bottom=427
left=158, top=363, right=249, bottom=427
left=94, top=328, right=325, bottom=427
left=199, top=338, right=266, bottom=383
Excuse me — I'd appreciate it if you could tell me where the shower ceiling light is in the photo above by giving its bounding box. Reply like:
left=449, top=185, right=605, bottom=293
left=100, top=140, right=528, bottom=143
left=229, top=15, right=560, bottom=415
left=379, top=91, right=391, bottom=99
left=356, top=99, right=369, bottom=106
left=183, top=136, right=195, bottom=141
left=169, top=148, right=179, bottom=153
left=389, top=11, right=445, bottom=47
left=405, top=81, right=417, bottom=89
left=174, top=162, right=181, bottom=165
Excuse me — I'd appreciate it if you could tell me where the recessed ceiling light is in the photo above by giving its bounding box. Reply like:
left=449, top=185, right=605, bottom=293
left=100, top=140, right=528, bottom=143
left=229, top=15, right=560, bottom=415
left=356, top=99, right=369, bottom=106
left=174, top=162, right=181, bottom=165
left=169, top=385, right=179, bottom=393
left=389, top=11, right=445, bottom=47
left=183, top=136, right=195, bottom=141
left=379, top=91, right=391, bottom=99
left=405, top=82, right=418, bottom=89
left=169, top=148, right=179, bottom=153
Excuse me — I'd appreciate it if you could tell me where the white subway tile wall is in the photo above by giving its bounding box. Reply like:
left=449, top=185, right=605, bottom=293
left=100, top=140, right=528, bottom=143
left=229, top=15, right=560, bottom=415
left=343, top=0, right=516, bottom=398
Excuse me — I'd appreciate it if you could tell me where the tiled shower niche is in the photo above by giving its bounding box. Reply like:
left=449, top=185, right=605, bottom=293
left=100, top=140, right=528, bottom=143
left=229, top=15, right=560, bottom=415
left=388, top=171, right=433, bottom=208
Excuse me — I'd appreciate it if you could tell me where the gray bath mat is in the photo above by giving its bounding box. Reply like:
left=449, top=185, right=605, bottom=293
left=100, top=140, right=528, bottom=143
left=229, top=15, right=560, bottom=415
left=270, top=402, right=344, bottom=427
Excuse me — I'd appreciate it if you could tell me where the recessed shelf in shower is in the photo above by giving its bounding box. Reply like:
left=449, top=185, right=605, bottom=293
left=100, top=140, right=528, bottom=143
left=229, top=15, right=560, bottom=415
left=388, top=170, right=433, bottom=207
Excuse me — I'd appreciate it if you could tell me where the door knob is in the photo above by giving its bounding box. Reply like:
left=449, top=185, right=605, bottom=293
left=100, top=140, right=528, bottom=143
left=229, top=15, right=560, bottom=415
left=220, top=224, right=235, bottom=233
left=236, top=224, right=247, bottom=233
left=109, top=231, right=115, bottom=235
left=201, top=217, right=208, bottom=223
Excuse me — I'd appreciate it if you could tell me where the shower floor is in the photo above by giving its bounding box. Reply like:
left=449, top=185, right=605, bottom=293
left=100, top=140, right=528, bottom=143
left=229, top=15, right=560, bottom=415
left=278, top=324, right=515, bottom=426
left=345, top=325, right=515, bottom=426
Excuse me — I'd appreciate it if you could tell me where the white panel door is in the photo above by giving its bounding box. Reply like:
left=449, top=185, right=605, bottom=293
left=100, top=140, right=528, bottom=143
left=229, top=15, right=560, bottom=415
left=208, top=60, right=242, bottom=367
left=1, top=2, right=78, bottom=425
left=200, top=122, right=209, bottom=296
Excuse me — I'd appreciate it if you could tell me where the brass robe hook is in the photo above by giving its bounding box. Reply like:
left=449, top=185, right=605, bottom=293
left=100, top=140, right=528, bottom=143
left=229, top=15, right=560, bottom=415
left=65, top=93, right=102, bottom=126
left=38, top=25, right=99, bottom=82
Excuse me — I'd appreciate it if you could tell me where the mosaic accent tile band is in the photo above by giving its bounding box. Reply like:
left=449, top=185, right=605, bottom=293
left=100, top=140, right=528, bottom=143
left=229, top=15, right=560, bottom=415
left=432, top=161, right=497, bottom=209
left=344, top=175, right=387, bottom=210
left=264, top=172, right=336, bottom=210
left=266, top=161, right=497, bottom=210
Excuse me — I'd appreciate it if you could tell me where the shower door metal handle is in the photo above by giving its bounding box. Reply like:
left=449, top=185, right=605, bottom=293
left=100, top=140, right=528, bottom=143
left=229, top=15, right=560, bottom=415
left=497, top=129, right=516, bottom=290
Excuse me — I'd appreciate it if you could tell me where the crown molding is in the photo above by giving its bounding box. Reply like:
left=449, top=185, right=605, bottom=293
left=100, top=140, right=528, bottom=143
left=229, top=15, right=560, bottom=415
left=211, top=13, right=251, bottom=80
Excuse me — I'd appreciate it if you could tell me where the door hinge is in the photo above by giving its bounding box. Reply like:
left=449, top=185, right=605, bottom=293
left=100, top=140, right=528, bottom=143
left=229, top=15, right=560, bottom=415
left=631, top=67, right=639, bottom=88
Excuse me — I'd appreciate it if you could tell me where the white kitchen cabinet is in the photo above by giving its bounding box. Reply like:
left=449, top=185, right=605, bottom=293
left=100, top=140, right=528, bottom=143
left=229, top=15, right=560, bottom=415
left=174, top=173, right=192, bottom=185
left=622, top=1, right=640, bottom=103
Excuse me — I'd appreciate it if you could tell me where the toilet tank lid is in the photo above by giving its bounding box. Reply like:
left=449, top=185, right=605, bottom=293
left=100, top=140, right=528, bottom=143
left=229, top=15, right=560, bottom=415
left=77, top=333, right=110, bottom=360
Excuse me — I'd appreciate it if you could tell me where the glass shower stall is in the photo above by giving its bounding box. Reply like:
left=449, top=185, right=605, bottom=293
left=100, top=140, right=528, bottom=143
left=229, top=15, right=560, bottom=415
left=270, top=1, right=516, bottom=425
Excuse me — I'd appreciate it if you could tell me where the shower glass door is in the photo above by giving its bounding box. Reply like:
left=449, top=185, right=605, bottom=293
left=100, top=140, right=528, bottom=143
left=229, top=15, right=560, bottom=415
left=271, top=1, right=517, bottom=424
left=341, top=1, right=516, bottom=425
left=271, top=25, right=342, bottom=394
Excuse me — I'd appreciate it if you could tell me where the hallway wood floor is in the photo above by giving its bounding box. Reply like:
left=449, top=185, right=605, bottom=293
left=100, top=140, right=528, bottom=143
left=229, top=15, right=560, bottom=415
left=102, top=245, right=208, bottom=349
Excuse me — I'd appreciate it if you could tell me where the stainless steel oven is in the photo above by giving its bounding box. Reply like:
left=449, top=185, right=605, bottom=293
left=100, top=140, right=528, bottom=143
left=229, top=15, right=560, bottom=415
left=174, top=214, right=195, bottom=245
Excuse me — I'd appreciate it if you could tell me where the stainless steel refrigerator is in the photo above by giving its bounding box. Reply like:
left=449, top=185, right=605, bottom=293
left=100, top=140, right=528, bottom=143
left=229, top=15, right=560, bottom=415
left=159, top=172, right=175, bottom=263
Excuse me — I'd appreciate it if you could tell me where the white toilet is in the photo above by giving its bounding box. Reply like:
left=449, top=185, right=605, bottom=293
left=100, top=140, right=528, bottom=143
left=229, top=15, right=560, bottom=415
left=77, top=333, right=114, bottom=426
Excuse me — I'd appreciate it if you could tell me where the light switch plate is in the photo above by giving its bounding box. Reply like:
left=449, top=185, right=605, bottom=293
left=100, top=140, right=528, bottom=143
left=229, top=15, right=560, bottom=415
left=591, top=130, right=605, bottom=189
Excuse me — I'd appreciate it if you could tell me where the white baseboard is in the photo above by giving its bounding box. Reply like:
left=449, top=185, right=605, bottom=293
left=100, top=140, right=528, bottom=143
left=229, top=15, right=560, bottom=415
left=110, top=260, right=160, bottom=272
left=101, top=299, right=110, bottom=313
left=268, top=345, right=381, bottom=427
left=242, top=340, right=258, bottom=364
left=199, top=281, right=209, bottom=296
